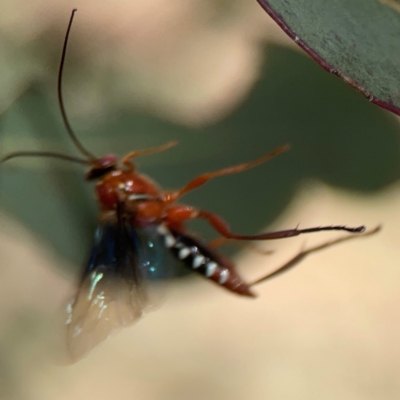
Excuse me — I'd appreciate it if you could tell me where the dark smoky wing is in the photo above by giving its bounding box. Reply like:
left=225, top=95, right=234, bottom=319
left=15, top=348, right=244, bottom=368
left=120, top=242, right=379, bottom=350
left=66, top=221, right=149, bottom=362
left=133, top=223, right=172, bottom=281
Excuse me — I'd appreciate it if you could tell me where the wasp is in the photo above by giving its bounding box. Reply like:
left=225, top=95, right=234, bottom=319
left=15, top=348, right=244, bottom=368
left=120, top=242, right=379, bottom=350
left=1, top=10, right=368, bottom=361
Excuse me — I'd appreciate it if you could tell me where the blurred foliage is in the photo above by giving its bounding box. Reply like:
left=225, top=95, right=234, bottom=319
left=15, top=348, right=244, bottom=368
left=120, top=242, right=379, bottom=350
left=257, top=0, right=400, bottom=115
left=1, top=44, right=400, bottom=277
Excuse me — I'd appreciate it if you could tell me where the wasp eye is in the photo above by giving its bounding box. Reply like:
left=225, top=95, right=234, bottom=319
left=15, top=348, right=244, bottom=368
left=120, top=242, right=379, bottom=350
left=86, top=155, right=118, bottom=180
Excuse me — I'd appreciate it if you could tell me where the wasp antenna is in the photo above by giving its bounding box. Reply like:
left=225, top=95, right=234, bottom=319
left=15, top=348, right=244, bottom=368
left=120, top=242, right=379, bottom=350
left=0, top=151, right=91, bottom=165
left=58, top=8, right=96, bottom=161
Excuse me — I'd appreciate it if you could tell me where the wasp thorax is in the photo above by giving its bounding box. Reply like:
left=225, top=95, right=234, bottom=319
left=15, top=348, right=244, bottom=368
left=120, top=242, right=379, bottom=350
left=95, top=170, right=160, bottom=211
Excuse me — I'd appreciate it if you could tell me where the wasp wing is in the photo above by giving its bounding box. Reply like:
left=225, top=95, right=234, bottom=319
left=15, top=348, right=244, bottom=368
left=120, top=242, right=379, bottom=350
left=66, top=220, right=165, bottom=362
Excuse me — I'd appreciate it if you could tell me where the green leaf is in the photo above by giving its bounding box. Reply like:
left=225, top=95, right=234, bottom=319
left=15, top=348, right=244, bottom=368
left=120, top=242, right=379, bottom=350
left=257, top=0, right=400, bottom=115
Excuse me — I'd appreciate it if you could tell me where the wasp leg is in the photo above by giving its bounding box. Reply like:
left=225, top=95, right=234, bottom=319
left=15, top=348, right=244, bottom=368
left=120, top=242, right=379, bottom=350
left=162, top=145, right=289, bottom=204
left=121, top=141, right=178, bottom=170
left=208, top=237, right=273, bottom=255
left=250, top=225, right=381, bottom=287
left=164, top=205, right=366, bottom=241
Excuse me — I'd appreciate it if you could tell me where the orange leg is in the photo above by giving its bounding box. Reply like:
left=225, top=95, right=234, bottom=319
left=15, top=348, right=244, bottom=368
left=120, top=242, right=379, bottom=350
left=250, top=225, right=381, bottom=287
left=165, top=205, right=365, bottom=241
left=162, top=145, right=289, bottom=204
left=122, top=141, right=178, bottom=170
left=208, top=237, right=233, bottom=248
left=208, top=237, right=273, bottom=255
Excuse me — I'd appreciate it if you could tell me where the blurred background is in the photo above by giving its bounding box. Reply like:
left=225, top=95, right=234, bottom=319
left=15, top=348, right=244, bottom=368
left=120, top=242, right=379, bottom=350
left=0, top=1, right=400, bottom=399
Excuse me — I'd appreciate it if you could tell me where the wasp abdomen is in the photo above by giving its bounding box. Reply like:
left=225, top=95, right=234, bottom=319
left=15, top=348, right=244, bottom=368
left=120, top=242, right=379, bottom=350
left=156, top=225, right=255, bottom=297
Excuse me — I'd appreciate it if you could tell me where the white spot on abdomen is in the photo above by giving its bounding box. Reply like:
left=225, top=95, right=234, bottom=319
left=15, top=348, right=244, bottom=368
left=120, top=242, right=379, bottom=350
left=206, top=262, right=218, bottom=277
left=193, top=255, right=206, bottom=268
left=165, top=235, right=176, bottom=248
left=178, top=247, right=191, bottom=259
left=219, top=269, right=230, bottom=284
left=157, top=224, right=168, bottom=235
